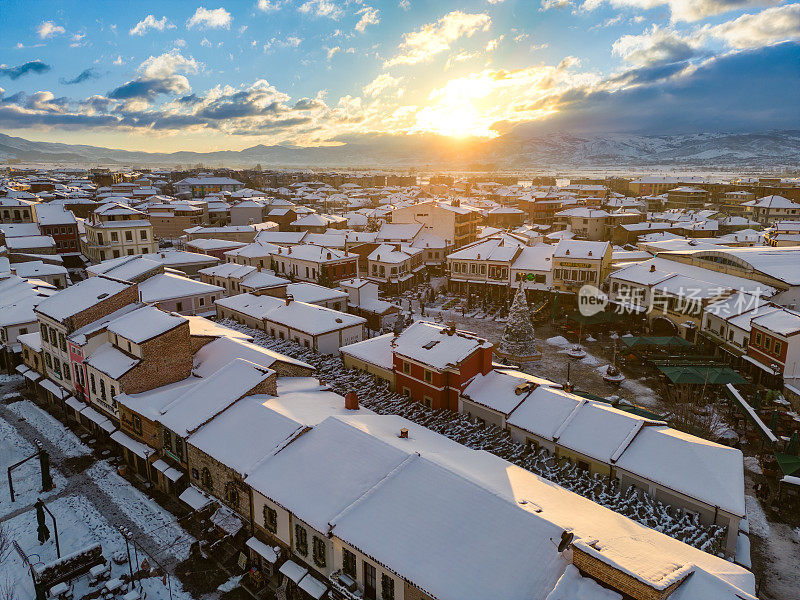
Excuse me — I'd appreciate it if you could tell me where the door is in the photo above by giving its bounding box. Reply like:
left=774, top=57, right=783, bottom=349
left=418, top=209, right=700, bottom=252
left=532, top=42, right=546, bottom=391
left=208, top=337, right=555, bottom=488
left=363, top=561, right=376, bottom=600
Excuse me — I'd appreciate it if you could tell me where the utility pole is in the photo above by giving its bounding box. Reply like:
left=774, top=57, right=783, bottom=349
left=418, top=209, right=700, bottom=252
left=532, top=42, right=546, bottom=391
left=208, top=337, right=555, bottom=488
left=35, top=499, right=60, bottom=558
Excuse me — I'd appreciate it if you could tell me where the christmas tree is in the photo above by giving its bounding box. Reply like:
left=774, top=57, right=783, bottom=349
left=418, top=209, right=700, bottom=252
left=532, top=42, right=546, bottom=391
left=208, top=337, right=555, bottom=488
left=497, top=282, right=541, bottom=361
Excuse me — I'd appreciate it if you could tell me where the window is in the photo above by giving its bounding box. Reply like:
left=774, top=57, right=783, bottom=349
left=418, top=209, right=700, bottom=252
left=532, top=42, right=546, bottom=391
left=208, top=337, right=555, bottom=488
left=755, top=332, right=762, bottom=346
left=774, top=341, right=783, bottom=355
left=90, top=373, right=96, bottom=393
left=364, top=562, right=377, bottom=600
left=140, top=230, right=148, bottom=240
left=424, top=370, right=432, bottom=383
left=422, top=396, right=432, bottom=409
left=764, top=338, right=772, bottom=351
left=199, top=297, right=205, bottom=307
left=125, top=230, right=133, bottom=241
left=100, top=380, right=106, bottom=400
left=312, top=536, right=326, bottom=568
left=111, top=232, right=118, bottom=242
left=403, top=361, right=410, bottom=374
left=294, top=524, right=308, bottom=556
left=263, top=505, right=278, bottom=534
left=201, top=467, right=213, bottom=490
left=163, top=428, right=172, bottom=450
left=402, top=387, right=410, bottom=397
left=381, top=574, right=395, bottom=600
left=63, top=361, right=71, bottom=381
left=343, top=548, right=357, bottom=578
left=132, top=415, right=142, bottom=436
left=225, top=481, right=240, bottom=508
left=176, top=302, right=183, bottom=312
left=191, top=468, right=199, bottom=480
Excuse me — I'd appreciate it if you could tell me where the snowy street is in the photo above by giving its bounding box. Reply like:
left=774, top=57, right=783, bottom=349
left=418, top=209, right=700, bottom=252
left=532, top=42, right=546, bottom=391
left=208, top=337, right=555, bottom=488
left=0, top=375, right=198, bottom=600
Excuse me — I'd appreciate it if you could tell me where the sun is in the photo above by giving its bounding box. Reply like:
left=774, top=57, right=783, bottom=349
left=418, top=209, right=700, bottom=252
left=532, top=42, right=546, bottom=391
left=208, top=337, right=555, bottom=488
left=411, top=104, right=498, bottom=139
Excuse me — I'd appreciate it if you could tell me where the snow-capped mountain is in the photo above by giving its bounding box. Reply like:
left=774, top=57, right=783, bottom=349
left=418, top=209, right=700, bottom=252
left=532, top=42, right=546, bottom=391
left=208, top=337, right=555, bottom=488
left=0, top=130, right=797, bottom=168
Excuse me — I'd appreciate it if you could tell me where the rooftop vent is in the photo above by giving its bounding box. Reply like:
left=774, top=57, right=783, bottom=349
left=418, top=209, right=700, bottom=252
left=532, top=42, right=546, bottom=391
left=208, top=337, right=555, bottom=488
left=399, top=428, right=409, bottom=439
left=649, top=264, right=656, bottom=272
left=285, top=294, right=293, bottom=305
left=565, top=249, right=570, bottom=255
left=344, top=391, right=359, bottom=410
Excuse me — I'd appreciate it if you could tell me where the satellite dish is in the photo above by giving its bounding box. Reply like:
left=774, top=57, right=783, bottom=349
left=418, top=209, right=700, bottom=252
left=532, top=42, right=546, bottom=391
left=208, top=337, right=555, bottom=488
left=557, top=531, right=574, bottom=553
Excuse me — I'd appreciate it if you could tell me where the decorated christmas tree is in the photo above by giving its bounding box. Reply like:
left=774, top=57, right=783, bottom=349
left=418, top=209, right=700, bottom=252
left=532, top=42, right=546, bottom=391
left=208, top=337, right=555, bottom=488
left=497, top=282, right=541, bottom=361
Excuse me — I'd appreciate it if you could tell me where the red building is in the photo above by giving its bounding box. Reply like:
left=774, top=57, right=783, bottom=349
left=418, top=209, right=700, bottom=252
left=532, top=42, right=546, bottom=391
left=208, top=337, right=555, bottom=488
left=36, top=205, right=81, bottom=254
left=392, top=321, right=494, bottom=411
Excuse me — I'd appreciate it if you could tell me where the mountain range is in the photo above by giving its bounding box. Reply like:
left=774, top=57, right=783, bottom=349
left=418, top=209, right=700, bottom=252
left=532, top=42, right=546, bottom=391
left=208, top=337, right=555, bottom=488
left=1, top=130, right=798, bottom=170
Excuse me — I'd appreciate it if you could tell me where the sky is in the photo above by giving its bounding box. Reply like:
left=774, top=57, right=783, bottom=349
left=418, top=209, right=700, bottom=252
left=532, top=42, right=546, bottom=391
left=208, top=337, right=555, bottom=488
left=0, top=0, right=797, bottom=152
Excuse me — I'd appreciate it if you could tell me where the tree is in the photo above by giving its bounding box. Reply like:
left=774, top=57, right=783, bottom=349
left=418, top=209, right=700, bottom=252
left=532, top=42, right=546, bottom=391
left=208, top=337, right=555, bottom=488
left=497, top=282, right=540, bottom=360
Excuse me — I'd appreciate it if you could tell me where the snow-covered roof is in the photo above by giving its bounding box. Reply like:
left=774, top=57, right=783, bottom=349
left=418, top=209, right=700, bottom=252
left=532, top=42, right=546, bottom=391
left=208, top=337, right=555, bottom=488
left=260, top=376, right=375, bottom=426
left=285, top=282, right=347, bottom=304
left=392, top=321, right=491, bottom=370
left=186, top=238, right=247, bottom=251
left=11, top=260, right=67, bottom=279
left=751, top=307, right=800, bottom=336
left=511, top=244, right=555, bottom=271
left=245, top=415, right=412, bottom=533
left=35, top=276, right=131, bottom=322
left=461, top=369, right=562, bottom=416
left=193, top=335, right=313, bottom=378
left=138, top=272, right=223, bottom=303
left=376, top=222, right=423, bottom=241
left=553, top=239, right=610, bottom=260
left=448, top=237, right=524, bottom=262
left=339, top=333, right=395, bottom=371
left=189, top=395, right=305, bottom=477
left=107, top=305, right=186, bottom=344
left=85, top=342, right=140, bottom=378
left=158, top=358, right=274, bottom=437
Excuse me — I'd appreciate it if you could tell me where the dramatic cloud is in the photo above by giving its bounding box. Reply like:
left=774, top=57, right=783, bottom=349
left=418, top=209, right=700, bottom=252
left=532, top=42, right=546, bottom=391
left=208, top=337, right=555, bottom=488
left=612, top=25, right=699, bottom=65
left=108, top=49, right=199, bottom=100
left=703, top=3, right=800, bottom=48
left=298, top=0, right=343, bottom=19
left=130, top=15, right=176, bottom=36
left=0, top=60, right=51, bottom=80
left=384, top=11, right=492, bottom=67
left=355, top=6, right=380, bottom=32
left=186, top=7, right=232, bottom=29
left=59, top=68, right=101, bottom=85
left=37, top=21, right=65, bottom=38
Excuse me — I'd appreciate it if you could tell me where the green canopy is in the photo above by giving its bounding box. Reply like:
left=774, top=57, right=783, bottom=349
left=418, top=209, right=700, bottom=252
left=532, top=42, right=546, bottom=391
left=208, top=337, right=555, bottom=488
left=568, top=311, right=624, bottom=326
left=621, top=336, right=693, bottom=348
left=775, top=453, right=800, bottom=477
left=656, top=364, right=748, bottom=385
left=572, top=390, right=665, bottom=421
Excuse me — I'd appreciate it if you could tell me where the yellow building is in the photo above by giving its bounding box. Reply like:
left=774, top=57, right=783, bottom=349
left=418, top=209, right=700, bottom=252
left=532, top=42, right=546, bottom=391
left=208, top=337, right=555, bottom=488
left=84, top=202, right=157, bottom=262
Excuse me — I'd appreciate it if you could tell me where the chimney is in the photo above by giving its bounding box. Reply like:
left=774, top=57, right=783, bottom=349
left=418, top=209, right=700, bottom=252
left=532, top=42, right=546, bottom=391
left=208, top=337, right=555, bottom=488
left=345, top=391, right=359, bottom=410
left=649, top=264, right=656, bottom=272
left=285, top=294, right=293, bottom=305
left=327, top=252, right=332, bottom=259
left=399, top=428, right=409, bottom=439
left=446, top=322, right=456, bottom=336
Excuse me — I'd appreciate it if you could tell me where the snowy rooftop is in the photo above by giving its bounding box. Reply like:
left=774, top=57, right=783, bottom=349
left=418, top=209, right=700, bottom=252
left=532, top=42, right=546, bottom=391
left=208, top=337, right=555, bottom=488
left=107, top=305, right=186, bottom=344
left=158, top=358, right=274, bottom=437
left=339, top=333, right=395, bottom=370
left=751, top=307, right=800, bottom=336
left=35, top=276, right=131, bottom=322
left=511, top=244, right=555, bottom=271
left=193, top=335, right=313, bottom=378
left=448, top=237, right=524, bottom=262
left=392, top=321, right=491, bottom=370
left=188, top=395, right=305, bottom=477
left=12, top=260, right=68, bottom=278
left=553, top=239, right=610, bottom=260
left=138, top=272, right=223, bottom=303
left=85, top=342, right=140, bottom=379
left=260, top=377, right=375, bottom=426
left=285, top=282, right=347, bottom=304
left=462, top=369, right=562, bottom=416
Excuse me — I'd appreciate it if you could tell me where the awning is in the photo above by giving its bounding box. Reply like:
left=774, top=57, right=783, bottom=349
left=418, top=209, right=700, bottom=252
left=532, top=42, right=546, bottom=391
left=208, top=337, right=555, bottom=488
left=621, top=336, right=693, bottom=348
left=65, top=396, right=85, bottom=412
left=24, top=370, right=42, bottom=382
left=246, top=537, right=278, bottom=563
left=781, top=475, right=800, bottom=487
left=110, top=430, right=153, bottom=459
left=178, top=485, right=213, bottom=511
left=742, top=355, right=780, bottom=376
left=80, top=405, right=115, bottom=433
left=298, top=573, right=328, bottom=599
left=151, top=459, right=183, bottom=482
left=15, top=364, right=30, bottom=375
left=775, top=453, right=800, bottom=477
left=211, top=506, right=242, bottom=536
left=40, top=378, right=67, bottom=398
left=279, top=560, right=307, bottom=584
left=655, top=363, right=748, bottom=385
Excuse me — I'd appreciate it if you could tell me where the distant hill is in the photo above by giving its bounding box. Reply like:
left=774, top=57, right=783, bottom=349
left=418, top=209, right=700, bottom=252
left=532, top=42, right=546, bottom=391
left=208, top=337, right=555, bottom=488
left=1, top=130, right=798, bottom=169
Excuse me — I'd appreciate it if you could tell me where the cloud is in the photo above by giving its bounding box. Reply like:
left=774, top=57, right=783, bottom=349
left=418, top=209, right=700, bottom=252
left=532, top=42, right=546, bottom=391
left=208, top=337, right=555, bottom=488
left=298, top=0, right=343, bottom=19
left=355, top=6, right=380, bottom=32
left=384, top=10, right=492, bottom=67
left=540, top=0, right=573, bottom=9
left=264, top=36, right=303, bottom=51
left=59, top=68, right=101, bottom=85
left=37, top=21, right=66, bottom=39
left=256, top=0, right=285, bottom=10
left=0, top=60, right=51, bottom=80
left=186, top=7, right=232, bottom=29
left=363, top=73, right=403, bottom=97
left=108, top=49, right=199, bottom=100
left=399, top=0, right=411, bottom=9
left=578, top=0, right=784, bottom=22
left=130, top=15, right=176, bottom=36
left=612, top=25, right=700, bottom=65
left=485, top=36, right=503, bottom=52
left=703, top=3, right=800, bottom=48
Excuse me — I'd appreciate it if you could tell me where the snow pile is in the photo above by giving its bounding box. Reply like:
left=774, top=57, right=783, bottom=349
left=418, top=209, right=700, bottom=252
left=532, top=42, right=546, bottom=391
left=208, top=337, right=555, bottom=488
left=546, top=336, right=570, bottom=347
